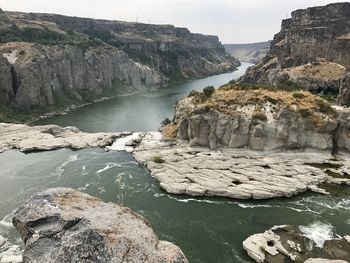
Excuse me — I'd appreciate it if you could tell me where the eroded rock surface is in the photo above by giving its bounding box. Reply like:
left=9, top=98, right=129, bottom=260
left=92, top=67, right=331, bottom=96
left=243, top=225, right=350, bottom=263
left=12, top=188, right=188, bottom=263
left=0, top=123, right=130, bottom=152
left=133, top=132, right=350, bottom=200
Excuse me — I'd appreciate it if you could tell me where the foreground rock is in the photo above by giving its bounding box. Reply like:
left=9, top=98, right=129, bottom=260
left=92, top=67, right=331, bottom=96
left=243, top=224, right=350, bottom=263
left=12, top=188, right=188, bottom=263
left=166, top=86, right=350, bottom=152
left=133, top=132, right=350, bottom=200
left=0, top=123, right=130, bottom=152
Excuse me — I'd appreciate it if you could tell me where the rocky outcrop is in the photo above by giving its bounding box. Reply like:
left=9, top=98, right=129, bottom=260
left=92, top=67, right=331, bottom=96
left=243, top=224, right=350, bottom=263
left=271, top=62, right=347, bottom=94
left=132, top=132, right=350, bottom=200
left=0, top=122, right=131, bottom=152
left=169, top=86, right=350, bottom=153
left=240, top=3, right=350, bottom=99
left=337, top=72, right=350, bottom=106
left=12, top=188, right=188, bottom=263
left=0, top=56, right=13, bottom=105
left=224, top=41, right=271, bottom=63
left=0, top=42, right=161, bottom=110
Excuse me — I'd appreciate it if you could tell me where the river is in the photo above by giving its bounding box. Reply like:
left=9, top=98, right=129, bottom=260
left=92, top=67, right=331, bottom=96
left=1, top=62, right=350, bottom=263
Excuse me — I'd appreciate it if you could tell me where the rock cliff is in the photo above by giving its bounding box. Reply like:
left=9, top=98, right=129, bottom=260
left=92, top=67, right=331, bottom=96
left=6, top=10, right=238, bottom=80
left=12, top=188, right=188, bottom=263
left=167, top=85, right=350, bottom=153
left=0, top=42, right=161, bottom=110
left=240, top=3, right=350, bottom=102
left=224, top=41, right=270, bottom=63
left=0, top=8, right=238, bottom=116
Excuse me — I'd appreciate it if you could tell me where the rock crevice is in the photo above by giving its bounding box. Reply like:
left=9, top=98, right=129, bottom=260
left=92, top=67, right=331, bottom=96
left=12, top=188, right=188, bottom=263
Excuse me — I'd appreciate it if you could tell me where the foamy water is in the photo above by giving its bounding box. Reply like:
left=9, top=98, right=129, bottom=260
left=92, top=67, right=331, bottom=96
left=299, top=222, right=336, bottom=248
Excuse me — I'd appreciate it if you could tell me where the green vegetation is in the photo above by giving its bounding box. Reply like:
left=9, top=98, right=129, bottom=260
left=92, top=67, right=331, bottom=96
left=203, top=86, right=215, bottom=99
left=292, top=91, right=306, bottom=99
left=0, top=25, right=105, bottom=53
left=223, top=81, right=302, bottom=93
left=153, top=156, right=165, bottom=164
left=83, top=29, right=112, bottom=42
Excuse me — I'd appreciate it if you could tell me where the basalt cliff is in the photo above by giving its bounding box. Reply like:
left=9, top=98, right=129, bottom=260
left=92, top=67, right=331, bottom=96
left=0, top=8, right=238, bottom=118
left=240, top=2, right=350, bottom=104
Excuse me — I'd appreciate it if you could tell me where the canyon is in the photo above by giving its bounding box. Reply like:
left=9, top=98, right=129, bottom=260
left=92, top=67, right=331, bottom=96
left=0, top=2, right=350, bottom=263
left=0, top=8, right=238, bottom=119
left=224, top=41, right=270, bottom=64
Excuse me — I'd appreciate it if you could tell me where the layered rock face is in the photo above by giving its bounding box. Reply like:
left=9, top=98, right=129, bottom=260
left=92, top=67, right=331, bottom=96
left=0, top=42, right=161, bottom=110
left=12, top=188, right=188, bottom=263
left=240, top=3, right=350, bottom=101
left=170, top=86, right=350, bottom=153
left=5, top=10, right=239, bottom=81
left=224, top=41, right=271, bottom=63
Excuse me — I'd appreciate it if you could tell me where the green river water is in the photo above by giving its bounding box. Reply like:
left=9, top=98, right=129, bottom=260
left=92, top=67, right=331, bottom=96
left=1, top=62, right=349, bottom=263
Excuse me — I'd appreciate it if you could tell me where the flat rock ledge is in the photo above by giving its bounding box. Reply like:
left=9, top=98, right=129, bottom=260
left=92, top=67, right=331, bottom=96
left=133, top=132, right=350, bottom=200
left=12, top=188, right=188, bottom=263
left=0, top=123, right=131, bottom=153
left=243, top=225, right=350, bottom=263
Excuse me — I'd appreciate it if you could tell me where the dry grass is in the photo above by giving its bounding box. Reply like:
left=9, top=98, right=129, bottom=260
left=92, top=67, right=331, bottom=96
left=162, top=123, right=178, bottom=139
left=286, top=62, right=346, bottom=81
left=189, top=84, right=335, bottom=125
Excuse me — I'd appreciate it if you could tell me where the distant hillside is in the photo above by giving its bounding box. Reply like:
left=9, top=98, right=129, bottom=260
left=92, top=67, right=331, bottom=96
left=0, top=8, right=239, bottom=119
left=224, top=41, right=271, bottom=63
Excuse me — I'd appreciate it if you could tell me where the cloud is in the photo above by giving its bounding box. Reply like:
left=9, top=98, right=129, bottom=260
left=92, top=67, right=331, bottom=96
left=0, top=0, right=342, bottom=43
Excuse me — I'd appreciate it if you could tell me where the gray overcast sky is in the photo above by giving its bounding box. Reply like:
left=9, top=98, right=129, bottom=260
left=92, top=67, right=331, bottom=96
left=0, top=0, right=344, bottom=43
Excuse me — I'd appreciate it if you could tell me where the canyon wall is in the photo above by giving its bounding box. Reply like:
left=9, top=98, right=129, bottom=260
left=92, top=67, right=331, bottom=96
left=5, top=10, right=239, bottom=81
left=0, top=8, right=238, bottom=113
left=240, top=3, right=350, bottom=104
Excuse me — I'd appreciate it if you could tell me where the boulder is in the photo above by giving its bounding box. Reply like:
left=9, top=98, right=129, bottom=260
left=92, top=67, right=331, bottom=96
left=12, top=188, right=188, bottom=263
left=243, top=225, right=350, bottom=263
